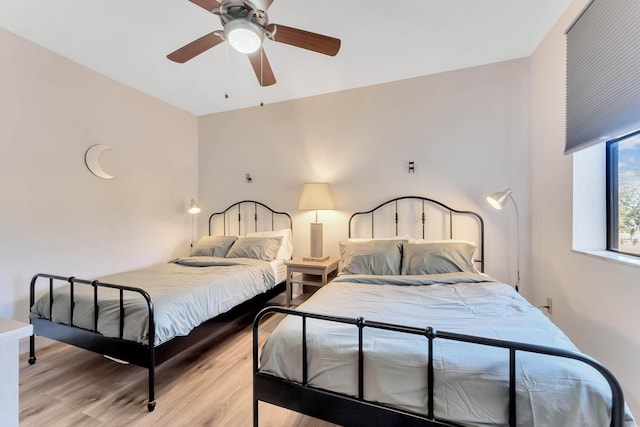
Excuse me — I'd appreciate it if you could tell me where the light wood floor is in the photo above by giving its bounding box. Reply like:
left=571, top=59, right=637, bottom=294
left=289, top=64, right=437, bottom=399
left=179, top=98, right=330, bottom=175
left=19, top=306, right=340, bottom=427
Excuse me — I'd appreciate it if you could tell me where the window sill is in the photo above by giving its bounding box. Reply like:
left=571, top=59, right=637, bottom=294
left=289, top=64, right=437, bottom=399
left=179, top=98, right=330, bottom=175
left=573, top=249, right=640, bottom=268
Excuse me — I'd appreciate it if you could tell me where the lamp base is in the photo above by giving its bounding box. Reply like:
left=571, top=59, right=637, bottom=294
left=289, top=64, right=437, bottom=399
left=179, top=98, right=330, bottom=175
left=309, top=222, right=325, bottom=259
left=303, top=256, right=330, bottom=262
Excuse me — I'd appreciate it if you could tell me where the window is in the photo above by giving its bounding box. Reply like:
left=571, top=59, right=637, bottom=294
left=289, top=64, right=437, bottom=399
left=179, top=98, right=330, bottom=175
left=567, top=0, right=640, bottom=266
left=607, top=130, right=640, bottom=256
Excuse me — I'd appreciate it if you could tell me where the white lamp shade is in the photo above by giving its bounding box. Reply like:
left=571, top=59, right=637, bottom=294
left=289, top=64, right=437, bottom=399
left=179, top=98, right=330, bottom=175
left=486, top=188, right=512, bottom=210
left=225, top=19, right=264, bottom=54
left=188, top=199, right=201, bottom=214
left=299, top=183, right=335, bottom=211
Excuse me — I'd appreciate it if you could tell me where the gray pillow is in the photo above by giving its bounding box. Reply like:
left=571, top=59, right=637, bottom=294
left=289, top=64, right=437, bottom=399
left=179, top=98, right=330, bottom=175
left=225, top=237, right=283, bottom=261
left=190, top=235, right=238, bottom=257
left=339, top=240, right=404, bottom=275
left=401, top=241, right=478, bottom=275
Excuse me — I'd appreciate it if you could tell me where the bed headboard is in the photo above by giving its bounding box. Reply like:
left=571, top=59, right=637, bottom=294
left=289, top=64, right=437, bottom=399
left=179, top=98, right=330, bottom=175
left=208, top=200, right=292, bottom=236
left=348, top=196, right=485, bottom=272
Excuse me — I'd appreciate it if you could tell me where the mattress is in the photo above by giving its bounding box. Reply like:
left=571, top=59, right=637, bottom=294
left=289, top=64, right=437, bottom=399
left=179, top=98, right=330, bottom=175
left=30, top=256, right=279, bottom=346
left=260, top=273, right=636, bottom=427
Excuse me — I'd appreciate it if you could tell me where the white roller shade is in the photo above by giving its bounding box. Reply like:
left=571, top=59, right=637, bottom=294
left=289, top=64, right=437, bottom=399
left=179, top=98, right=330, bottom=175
left=565, top=0, right=640, bottom=154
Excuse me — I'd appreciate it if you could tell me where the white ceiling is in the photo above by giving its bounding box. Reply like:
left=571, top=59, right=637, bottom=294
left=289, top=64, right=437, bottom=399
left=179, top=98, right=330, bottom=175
left=0, top=0, right=570, bottom=116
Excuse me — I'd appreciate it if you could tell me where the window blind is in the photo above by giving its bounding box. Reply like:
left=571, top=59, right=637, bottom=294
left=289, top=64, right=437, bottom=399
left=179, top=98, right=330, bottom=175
left=565, top=0, right=640, bottom=154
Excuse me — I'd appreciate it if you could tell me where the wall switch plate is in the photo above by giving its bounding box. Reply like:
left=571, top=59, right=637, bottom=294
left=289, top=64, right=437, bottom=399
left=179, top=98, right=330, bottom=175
left=546, top=297, right=553, bottom=315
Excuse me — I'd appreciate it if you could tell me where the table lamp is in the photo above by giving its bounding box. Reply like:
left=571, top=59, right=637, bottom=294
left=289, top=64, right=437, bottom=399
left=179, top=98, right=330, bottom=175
left=299, top=183, right=334, bottom=261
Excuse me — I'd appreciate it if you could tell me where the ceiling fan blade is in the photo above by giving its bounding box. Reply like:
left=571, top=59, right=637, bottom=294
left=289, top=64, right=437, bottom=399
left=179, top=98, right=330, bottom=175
left=248, top=48, right=276, bottom=87
left=267, top=24, right=340, bottom=56
left=167, top=32, right=224, bottom=63
left=189, top=0, right=221, bottom=12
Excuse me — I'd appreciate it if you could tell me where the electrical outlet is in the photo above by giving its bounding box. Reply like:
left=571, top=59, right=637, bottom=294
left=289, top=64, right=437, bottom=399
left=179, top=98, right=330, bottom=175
left=546, top=297, right=553, bottom=315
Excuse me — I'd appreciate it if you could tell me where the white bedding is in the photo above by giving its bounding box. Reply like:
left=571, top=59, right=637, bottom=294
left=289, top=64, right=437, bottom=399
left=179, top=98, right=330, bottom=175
left=31, top=256, right=280, bottom=346
left=260, top=273, right=635, bottom=427
left=272, top=259, right=286, bottom=284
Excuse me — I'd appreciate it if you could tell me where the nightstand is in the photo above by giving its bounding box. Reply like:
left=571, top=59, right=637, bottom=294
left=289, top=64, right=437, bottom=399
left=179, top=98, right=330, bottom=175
left=285, top=258, right=339, bottom=306
left=0, top=318, right=32, bottom=427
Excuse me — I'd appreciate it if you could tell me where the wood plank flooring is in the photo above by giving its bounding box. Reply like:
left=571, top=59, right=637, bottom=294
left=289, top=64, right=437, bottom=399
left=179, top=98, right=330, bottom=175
left=19, top=304, right=340, bottom=427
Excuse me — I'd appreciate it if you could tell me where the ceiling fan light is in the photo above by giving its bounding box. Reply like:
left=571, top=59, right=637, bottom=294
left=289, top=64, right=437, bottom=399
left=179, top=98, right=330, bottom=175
left=225, top=19, right=264, bottom=54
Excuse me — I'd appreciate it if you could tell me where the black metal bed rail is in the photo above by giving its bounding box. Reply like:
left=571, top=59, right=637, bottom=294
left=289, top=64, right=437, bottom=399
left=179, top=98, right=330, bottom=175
left=253, top=306, right=625, bottom=427
left=29, top=272, right=158, bottom=411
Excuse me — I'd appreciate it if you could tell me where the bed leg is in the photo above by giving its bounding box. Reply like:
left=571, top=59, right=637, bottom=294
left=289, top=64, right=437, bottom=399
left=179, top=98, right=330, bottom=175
left=28, top=333, right=36, bottom=365
left=148, top=365, right=156, bottom=412
left=253, top=398, right=259, bottom=427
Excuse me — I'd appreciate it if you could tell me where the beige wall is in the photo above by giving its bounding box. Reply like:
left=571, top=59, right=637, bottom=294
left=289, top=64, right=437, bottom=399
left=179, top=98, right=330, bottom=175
left=198, top=58, right=532, bottom=296
left=0, top=29, right=198, bottom=321
left=531, top=0, right=639, bottom=414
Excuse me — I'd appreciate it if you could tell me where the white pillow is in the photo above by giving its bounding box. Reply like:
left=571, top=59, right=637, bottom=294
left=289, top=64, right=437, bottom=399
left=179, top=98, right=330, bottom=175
left=246, top=229, right=293, bottom=260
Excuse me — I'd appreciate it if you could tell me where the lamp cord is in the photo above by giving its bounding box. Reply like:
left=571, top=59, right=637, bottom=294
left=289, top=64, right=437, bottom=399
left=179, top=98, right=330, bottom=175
left=260, top=47, right=264, bottom=107
left=224, top=42, right=229, bottom=99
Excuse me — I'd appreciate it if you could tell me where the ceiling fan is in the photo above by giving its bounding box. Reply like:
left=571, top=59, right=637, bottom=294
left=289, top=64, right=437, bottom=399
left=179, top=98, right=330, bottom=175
left=167, top=0, right=341, bottom=87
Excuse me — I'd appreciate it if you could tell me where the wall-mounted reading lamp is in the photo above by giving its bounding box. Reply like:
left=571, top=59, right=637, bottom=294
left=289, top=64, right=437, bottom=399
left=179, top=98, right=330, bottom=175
left=486, top=188, right=520, bottom=292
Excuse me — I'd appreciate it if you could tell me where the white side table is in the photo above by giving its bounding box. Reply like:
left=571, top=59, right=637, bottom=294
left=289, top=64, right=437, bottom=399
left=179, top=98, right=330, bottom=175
left=285, top=258, right=339, bottom=306
left=0, top=319, right=33, bottom=427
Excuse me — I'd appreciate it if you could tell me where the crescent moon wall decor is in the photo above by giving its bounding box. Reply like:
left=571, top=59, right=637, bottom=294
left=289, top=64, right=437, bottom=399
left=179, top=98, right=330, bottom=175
left=85, top=144, right=115, bottom=180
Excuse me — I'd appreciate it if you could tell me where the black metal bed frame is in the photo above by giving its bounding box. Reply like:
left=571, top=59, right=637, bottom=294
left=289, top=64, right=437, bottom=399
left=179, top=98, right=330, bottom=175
left=347, top=196, right=485, bottom=272
left=28, top=200, right=291, bottom=412
left=252, top=196, right=625, bottom=426
left=253, top=307, right=624, bottom=427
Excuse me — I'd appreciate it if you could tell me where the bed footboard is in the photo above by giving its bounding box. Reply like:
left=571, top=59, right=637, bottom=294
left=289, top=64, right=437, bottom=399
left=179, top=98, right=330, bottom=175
left=253, top=306, right=625, bottom=427
left=29, top=273, right=158, bottom=411
left=29, top=274, right=286, bottom=412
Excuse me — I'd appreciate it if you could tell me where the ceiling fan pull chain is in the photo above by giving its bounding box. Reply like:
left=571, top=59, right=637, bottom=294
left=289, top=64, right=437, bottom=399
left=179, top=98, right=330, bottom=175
left=259, top=47, right=264, bottom=106
left=224, top=41, right=230, bottom=99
